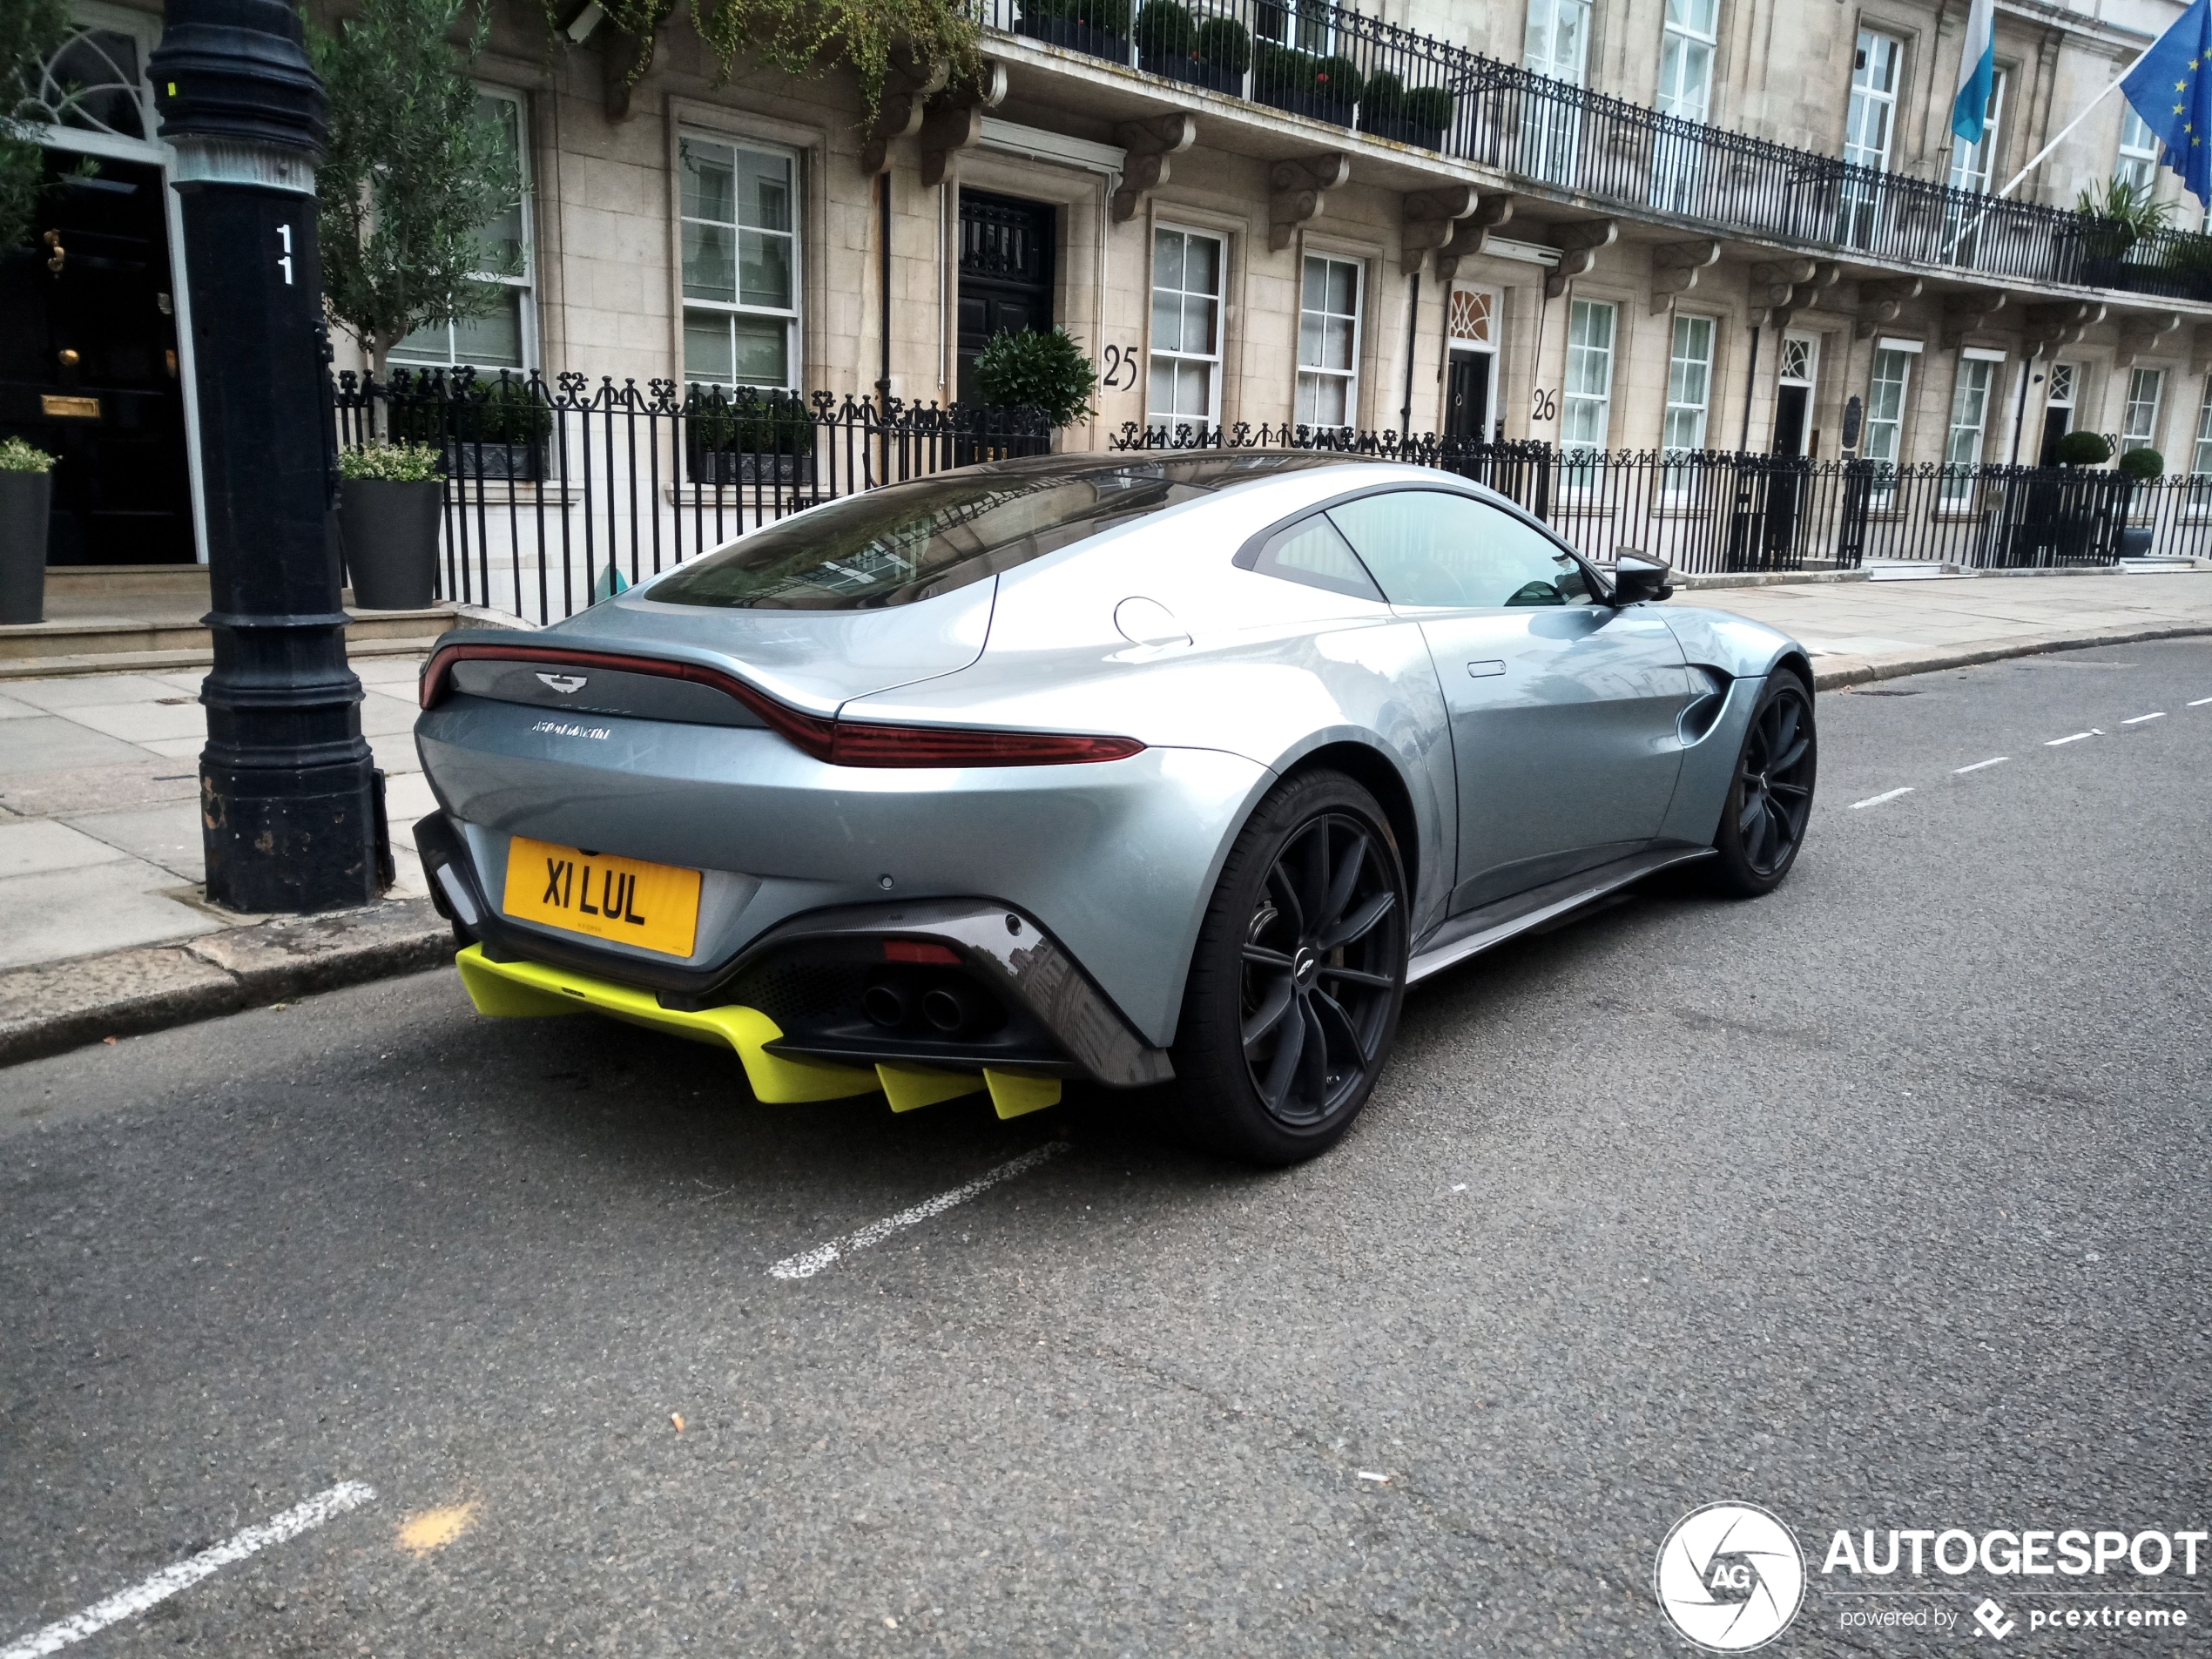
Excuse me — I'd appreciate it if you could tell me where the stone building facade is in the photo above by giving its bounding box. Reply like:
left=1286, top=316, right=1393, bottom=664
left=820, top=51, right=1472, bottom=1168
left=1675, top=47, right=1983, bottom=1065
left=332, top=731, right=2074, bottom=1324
left=10, top=0, right=2212, bottom=567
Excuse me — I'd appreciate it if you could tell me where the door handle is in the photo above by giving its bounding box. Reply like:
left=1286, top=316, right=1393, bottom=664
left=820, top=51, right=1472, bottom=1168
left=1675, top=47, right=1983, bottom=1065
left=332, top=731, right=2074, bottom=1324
left=1467, top=660, right=1506, bottom=678
left=43, top=231, right=64, bottom=273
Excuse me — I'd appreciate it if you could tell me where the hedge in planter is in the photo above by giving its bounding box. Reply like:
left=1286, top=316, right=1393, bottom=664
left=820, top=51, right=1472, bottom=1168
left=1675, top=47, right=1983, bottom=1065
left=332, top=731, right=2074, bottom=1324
left=1195, top=16, right=1251, bottom=75
left=340, top=442, right=444, bottom=611
left=688, top=391, right=821, bottom=487
left=1015, top=0, right=1132, bottom=59
left=0, top=436, right=57, bottom=625
left=393, top=376, right=556, bottom=479
left=1360, top=71, right=1452, bottom=146
left=1251, top=41, right=1359, bottom=123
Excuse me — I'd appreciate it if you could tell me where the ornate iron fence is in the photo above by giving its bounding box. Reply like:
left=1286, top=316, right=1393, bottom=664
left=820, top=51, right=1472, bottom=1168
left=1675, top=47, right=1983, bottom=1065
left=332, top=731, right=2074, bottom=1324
left=983, top=0, right=2212, bottom=300
left=1110, top=421, right=2212, bottom=571
left=331, top=370, right=1052, bottom=624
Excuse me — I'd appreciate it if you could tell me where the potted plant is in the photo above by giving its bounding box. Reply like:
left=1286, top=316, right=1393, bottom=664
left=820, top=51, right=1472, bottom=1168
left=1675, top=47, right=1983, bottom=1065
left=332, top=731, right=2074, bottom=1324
left=2115, top=444, right=2164, bottom=557
left=974, top=327, right=1099, bottom=441
left=1015, top=0, right=1133, bottom=64
left=448, top=376, right=554, bottom=480
left=339, top=441, right=444, bottom=610
left=1361, top=72, right=1452, bottom=148
left=2044, top=428, right=2117, bottom=564
left=0, top=436, right=56, bottom=625
left=1251, top=41, right=1360, bottom=125
left=2072, top=177, right=2168, bottom=291
left=1194, top=15, right=1251, bottom=89
left=686, top=388, right=819, bottom=488
left=1135, top=1, right=1198, bottom=83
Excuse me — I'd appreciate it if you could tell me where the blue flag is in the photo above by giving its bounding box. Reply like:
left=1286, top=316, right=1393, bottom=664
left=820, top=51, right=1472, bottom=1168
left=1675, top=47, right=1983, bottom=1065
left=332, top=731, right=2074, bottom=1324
left=2121, top=0, right=2212, bottom=204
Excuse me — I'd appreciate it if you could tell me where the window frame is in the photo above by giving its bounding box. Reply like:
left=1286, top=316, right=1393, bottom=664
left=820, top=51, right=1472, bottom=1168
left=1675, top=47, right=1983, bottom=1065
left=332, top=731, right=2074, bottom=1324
left=1845, top=30, right=1903, bottom=172
left=387, top=84, right=537, bottom=374
left=1657, top=0, right=1718, bottom=122
left=2118, top=106, right=2159, bottom=192
left=1295, top=253, right=1365, bottom=434
left=1941, top=354, right=1999, bottom=498
left=1662, top=313, right=1716, bottom=455
left=1947, top=66, right=2007, bottom=194
left=1525, top=0, right=1595, bottom=86
left=1864, top=344, right=1915, bottom=469
left=1147, top=224, right=1227, bottom=439
left=677, top=129, right=804, bottom=392
left=1562, top=296, right=1618, bottom=457
left=2122, top=366, right=2165, bottom=453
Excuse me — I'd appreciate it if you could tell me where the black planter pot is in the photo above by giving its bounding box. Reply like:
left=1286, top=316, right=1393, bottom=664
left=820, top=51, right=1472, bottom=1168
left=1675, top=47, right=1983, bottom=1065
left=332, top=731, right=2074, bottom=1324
left=1139, top=51, right=1242, bottom=93
left=1014, top=15, right=1131, bottom=61
left=1360, top=111, right=1448, bottom=150
left=690, top=448, right=819, bottom=488
left=1254, top=85, right=1356, bottom=126
left=0, top=470, right=52, bottom=625
left=341, top=478, right=442, bottom=611
left=446, top=440, right=546, bottom=482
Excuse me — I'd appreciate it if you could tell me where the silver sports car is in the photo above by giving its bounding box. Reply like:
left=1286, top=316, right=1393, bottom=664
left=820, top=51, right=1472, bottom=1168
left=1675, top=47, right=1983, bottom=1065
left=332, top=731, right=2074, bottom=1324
left=413, top=450, right=1816, bottom=1163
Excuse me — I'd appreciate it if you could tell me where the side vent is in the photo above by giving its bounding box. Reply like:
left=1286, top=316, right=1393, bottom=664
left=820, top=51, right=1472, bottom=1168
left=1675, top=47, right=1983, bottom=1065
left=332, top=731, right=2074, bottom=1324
left=1679, top=666, right=1731, bottom=745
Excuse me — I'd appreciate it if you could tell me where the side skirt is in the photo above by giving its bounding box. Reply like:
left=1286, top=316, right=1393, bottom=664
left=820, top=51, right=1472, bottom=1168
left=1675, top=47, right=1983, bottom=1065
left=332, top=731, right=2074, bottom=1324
left=1406, top=846, right=1717, bottom=987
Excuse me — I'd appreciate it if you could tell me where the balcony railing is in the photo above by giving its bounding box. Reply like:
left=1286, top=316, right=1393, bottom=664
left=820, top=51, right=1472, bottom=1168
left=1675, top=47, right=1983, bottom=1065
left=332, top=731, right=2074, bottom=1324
left=989, top=0, right=2212, bottom=300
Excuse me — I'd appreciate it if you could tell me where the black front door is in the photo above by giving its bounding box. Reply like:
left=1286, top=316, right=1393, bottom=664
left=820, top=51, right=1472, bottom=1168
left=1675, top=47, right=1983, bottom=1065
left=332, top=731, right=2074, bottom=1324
left=2038, top=405, right=2073, bottom=468
left=956, top=191, right=1055, bottom=407
left=1772, top=384, right=1810, bottom=457
left=0, top=152, right=194, bottom=564
left=1444, top=350, right=1491, bottom=442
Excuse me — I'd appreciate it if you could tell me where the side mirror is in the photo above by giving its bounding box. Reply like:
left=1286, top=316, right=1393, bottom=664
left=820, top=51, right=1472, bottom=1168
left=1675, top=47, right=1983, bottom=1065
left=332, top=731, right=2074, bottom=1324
left=1608, top=553, right=1674, bottom=605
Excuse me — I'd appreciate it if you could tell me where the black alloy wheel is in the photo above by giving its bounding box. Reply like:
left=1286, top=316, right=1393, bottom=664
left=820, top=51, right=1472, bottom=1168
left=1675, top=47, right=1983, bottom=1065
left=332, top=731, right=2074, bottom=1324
left=1239, top=813, right=1404, bottom=1127
left=1170, top=771, right=1409, bottom=1164
left=1710, top=671, right=1817, bottom=896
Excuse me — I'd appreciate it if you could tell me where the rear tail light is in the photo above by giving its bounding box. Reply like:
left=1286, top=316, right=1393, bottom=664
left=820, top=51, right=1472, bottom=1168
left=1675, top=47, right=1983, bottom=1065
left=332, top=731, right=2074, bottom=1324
left=421, top=643, right=1143, bottom=769
left=883, top=941, right=961, bottom=964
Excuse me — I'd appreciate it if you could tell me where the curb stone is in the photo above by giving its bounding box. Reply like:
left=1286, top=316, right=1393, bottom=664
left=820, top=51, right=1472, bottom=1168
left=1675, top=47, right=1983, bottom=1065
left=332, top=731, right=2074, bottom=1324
left=0, top=897, right=450, bottom=1068
left=3, top=622, right=2209, bottom=1069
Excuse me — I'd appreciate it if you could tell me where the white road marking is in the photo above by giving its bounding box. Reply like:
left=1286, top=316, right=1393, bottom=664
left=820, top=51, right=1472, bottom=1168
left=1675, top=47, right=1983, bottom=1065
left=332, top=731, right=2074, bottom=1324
left=2044, top=730, right=2101, bottom=746
left=770, top=1143, right=1069, bottom=1280
left=1952, top=756, right=2009, bottom=774
left=2190, top=697, right=2212, bottom=707
left=2121, top=711, right=2167, bottom=725
left=1357, top=1471, right=1392, bottom=1484
left=0, top=1482, right=375, bottom=1659
left=1848, top=787, right=1913, bottom=809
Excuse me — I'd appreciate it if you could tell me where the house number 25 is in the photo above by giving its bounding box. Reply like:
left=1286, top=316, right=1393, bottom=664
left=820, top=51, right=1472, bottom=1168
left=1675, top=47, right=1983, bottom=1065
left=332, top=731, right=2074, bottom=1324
left=1100, top=343, right=1141, bottom=391
left=276, top=223, right=294, bottom=287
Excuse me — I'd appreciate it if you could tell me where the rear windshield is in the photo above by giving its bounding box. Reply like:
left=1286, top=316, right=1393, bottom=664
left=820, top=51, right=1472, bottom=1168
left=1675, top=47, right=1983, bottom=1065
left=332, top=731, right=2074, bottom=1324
left=646, top=451, right=1362, bottom=610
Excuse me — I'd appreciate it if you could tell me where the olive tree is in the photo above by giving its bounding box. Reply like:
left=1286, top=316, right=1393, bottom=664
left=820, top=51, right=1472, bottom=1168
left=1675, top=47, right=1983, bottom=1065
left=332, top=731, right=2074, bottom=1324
left=310, top=0, right=523, bottom=374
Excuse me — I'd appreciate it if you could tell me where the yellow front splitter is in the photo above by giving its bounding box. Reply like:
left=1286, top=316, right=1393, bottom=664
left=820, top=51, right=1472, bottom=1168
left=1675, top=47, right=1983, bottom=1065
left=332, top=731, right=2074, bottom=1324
left=453, top=945, right=1061, bottom=1118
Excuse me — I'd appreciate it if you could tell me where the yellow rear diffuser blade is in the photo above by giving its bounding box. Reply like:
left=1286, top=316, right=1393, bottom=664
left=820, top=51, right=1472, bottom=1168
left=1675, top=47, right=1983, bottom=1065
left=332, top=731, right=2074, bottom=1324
left=454, top=945, right=880, bottom=1104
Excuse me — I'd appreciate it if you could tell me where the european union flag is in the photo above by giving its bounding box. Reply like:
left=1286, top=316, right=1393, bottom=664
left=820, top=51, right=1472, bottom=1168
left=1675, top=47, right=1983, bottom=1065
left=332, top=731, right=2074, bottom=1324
left=2121, top=0, right=2212, bottom=204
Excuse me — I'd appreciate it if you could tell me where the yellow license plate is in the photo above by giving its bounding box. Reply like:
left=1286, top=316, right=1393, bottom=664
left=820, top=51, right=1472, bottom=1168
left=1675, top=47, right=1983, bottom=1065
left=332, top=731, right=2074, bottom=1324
left=502, top=836, right=703, bottom=958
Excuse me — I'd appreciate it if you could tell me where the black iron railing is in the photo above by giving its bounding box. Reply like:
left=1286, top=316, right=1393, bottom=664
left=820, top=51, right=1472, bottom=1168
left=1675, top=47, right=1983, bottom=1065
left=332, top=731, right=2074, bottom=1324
left=992, top=0, right=2212, bottom=300
left=331, top=370, right=1052, bottom=624
left=1112, top=421, right=2212, bottom=570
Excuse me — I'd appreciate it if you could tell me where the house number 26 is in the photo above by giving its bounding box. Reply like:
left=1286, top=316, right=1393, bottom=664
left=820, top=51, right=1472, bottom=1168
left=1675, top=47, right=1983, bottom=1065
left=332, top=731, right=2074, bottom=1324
left=276, top=223, right=294, bottom=287
left=1531, top=388, right=1559, bottom=421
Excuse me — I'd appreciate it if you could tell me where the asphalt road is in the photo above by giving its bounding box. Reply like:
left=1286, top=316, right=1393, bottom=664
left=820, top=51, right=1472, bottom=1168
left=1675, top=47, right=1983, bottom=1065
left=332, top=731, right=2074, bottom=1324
left=3, top=639, right=2209, bottom=1658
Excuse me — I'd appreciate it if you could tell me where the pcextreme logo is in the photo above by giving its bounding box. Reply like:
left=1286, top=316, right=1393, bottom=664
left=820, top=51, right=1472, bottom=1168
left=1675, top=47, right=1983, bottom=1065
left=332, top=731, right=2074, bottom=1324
left=1655, top=1503, right=1807, bottom=1651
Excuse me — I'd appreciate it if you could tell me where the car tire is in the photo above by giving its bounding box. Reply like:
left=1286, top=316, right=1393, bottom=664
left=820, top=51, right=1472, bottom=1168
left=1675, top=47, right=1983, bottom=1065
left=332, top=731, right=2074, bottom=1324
left=1168, top=769, right=1409, bottom=1166
left=1706, top=668, right=1817, bottom=898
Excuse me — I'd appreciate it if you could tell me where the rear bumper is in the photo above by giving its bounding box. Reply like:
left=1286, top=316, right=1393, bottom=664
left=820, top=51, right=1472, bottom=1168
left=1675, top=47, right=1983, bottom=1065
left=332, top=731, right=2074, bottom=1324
left=413, top=695, right=1271, bottom=1045
left=417, top=812, right=1173, bottom=1088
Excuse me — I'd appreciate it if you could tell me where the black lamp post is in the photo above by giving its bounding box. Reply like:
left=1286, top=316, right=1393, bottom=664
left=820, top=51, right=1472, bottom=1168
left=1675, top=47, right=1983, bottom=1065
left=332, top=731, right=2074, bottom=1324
left=151, top=0, right=384, bottom=913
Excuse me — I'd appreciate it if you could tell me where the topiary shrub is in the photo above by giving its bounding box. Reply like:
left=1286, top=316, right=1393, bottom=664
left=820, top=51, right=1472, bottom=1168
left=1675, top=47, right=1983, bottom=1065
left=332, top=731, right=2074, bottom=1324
left=1134, top=0, right=1195, bottom=57
left=1311, top=53, right=1363, bottom=105
left=2054, top=429, right=2113, bottom=468
left=975, top=327, right=1098, bottom=428
left=2118, top=445, right=2165, bottom=480
left=1403, top=84, right=1454, bottom=129
left=1361, top=69, right=1405, bottom=118
left=1195, top=15, right=1251, bottom=71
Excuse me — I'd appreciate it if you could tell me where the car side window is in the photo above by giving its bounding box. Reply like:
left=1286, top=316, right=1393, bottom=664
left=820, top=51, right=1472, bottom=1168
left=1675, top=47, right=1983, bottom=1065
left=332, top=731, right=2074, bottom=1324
left=1326, top=489, right=1594, bottom=610
left=1247, top=512, right=1385, bottom=602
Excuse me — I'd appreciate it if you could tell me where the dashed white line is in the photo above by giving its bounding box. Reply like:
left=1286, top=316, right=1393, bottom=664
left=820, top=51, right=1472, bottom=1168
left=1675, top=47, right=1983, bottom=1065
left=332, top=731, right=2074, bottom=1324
left=1952, top=756, right=2009, bottom=774
left=2190, top=697, right=2212, bottom=707
left=0, top=1482, right=376, bottom=1659
left=1849, top=787, right=1913, bottom=809
left=2044, top=730, right=2101, bottom=746
left=770, top=1143, right=1069, bottom=1280
left=2121, top=711, right=2167, bottom=725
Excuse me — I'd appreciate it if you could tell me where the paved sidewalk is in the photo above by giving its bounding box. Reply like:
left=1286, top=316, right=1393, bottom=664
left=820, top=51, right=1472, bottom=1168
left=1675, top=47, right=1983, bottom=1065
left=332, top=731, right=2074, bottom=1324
left=0, top=566, right=2208, bottom=1063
